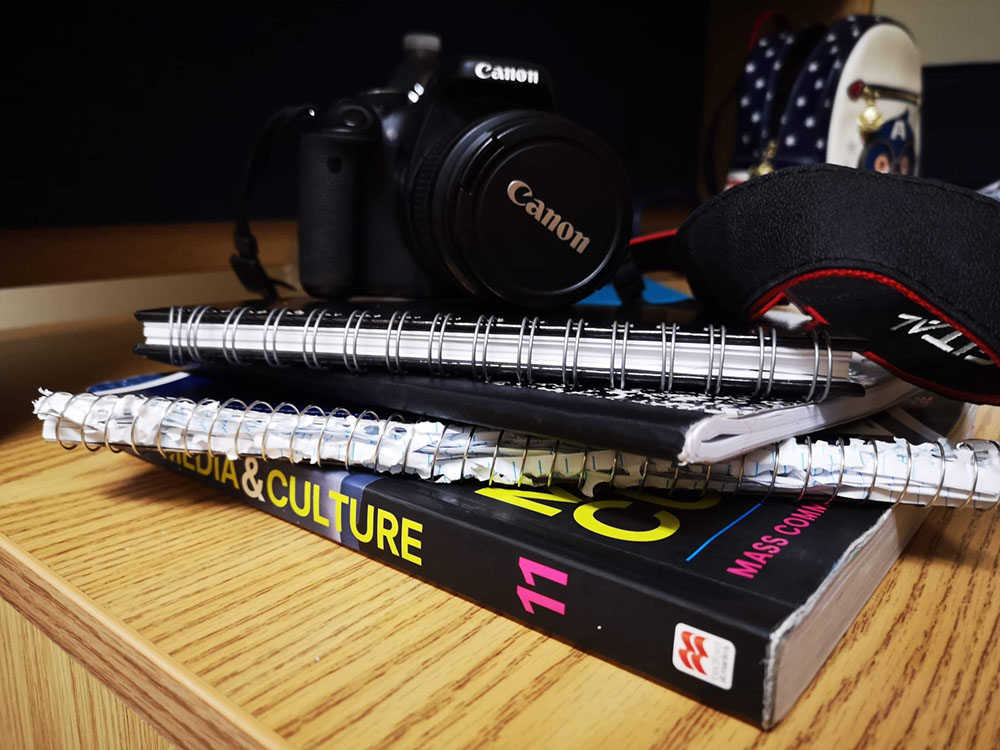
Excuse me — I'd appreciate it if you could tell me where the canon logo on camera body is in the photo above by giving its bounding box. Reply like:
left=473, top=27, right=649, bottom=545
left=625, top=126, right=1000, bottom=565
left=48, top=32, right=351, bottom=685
left=474, top=62, right=540, bottom=85
left=507, top=180, right=591, bottom=254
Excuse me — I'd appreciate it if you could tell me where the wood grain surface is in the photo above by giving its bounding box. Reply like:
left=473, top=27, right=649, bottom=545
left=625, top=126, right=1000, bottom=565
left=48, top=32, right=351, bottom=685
left=0, top=597, right=174, bottom=750
left=2, top=317, right=1000, bottom=749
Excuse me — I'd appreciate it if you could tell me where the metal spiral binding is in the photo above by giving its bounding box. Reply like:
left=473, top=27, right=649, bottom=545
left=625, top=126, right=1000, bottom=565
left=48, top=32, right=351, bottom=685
left=436, top=313, right=452, bottom=376
left=576, top=446, right=591, bottom=490
left=714, top=326, right=727, bottom=396
left=234, top=400, right=271, bottom=457
left=54, top=393, right=90, bottom=451
left=372, top=413, right=405, bottom=472
left=517, top=435, right=532, bottom=487
left=927, top=441, right=948, bottom=507
left=514, top=317, right=529, bottom=385
left=752, top=327, right=766, bottom=397
left=765, top=328, right=778, bottom=397
left=560, top=320, right=573, bottom=386
left=665, top=323, right=677, bottom=392
left=382, top=311, right=401, bottom=374
left=430, top=422, right=451, bottom=478
left=427, top=313, right=449, bottom=376
left=734, top=453, right=748, bottom=495
left=292, top=405, right=326, bottom=463
left=261, top=309, right=288, bottom=367
left=51, top=393, right=998, bottom=508
left=81, top=394, right=116, bottom=452
left=393, top=311, right=412, bottom=374
left=182, top=305, right=212, bottom=364
left=314, top=407, right=341, bottom=468
left=344, top=410, right=379, bottom=468
left=340, top=311, right=361, bottom=373
left=166, top=306, right=178, bottom=365
left=488, top=430, right=506, bottom=486
left=459, top=426, right=477, bottom=480
left=470, top=316, right=486, bottom=379
left=795, top=437, right=814, bottom=503
left=705, top=324, right=716, bottom=395
left=525, top=317, right=540, bottom=385
left=970, top=440, right=1000, bottom=510
left=954, top=442, right=979, bottom=511
left=401, top=415, right=421, bottom=474
left=571, top=320, right=586, bottom=387
left=302, top=309, right=330, bottom=370
left=205, top=399, right=246, bottom=457
left=481, top=315, right=496, bottom=383
left=267, top=403, right=301, bottom=460
left=860, top=439, right=879, bottom=503
left=666, top=463, right=681, bottom=497
left=221, top=306, right=251, bottom=365
left=823, top=438, right=847, bottom=505
left=158, top=305, right=846, bottom=401
left=129, top=396, right=166, bottom=455
left=547, top=440, right=561, bottom=487
left=890, top=440, right=913, bottom=508
left=759, top=443, right=780, bottom=502
left=608, top=450, right=619, bottom=489
left=155, top=397, right=193, bottom=458
left=344, top=310, right=370, bottom=373
left=697, top=464, right=712, bottom=496
left=609, top=321, right=619, bottom=388
left=820, top=330, right=834, bottom=402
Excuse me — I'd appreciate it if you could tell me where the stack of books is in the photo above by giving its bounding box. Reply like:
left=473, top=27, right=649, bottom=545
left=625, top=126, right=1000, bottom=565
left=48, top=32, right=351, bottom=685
left=32, top=287, right=998, bottom=728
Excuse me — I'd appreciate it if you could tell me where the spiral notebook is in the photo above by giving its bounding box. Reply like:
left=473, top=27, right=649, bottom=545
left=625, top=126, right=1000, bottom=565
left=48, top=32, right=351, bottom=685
left=134, top=301, right=886, bottom=400
left=34, top=375, right=994, bottom=508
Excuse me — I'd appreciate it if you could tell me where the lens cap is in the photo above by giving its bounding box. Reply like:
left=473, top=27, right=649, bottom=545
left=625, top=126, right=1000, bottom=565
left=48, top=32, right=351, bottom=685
left=428, top=111, right=632, bottom=307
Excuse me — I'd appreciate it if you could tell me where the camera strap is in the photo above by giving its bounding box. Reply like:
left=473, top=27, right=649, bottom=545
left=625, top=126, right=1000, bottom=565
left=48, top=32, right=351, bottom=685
left=232, top=104, right=316, bottom=300
left=673, top=164, right=1000, bottom=404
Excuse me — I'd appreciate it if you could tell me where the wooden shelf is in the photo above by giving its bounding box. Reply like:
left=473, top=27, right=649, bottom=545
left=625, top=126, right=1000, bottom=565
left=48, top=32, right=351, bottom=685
left=3, top=315, right=1000, bottom=749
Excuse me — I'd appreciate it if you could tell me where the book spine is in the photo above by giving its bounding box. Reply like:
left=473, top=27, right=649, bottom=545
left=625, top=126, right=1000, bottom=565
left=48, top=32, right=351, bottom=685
left=140, top=449, right=772, bottom=725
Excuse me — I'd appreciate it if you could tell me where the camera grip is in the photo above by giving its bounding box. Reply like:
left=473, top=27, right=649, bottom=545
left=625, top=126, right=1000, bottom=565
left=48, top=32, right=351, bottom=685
left=298, top=126, right=375, bottom=298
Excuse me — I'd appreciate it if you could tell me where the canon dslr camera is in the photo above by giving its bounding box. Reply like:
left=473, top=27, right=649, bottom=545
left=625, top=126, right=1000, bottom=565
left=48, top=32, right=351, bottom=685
left=299, top=34, right=632, bottom=308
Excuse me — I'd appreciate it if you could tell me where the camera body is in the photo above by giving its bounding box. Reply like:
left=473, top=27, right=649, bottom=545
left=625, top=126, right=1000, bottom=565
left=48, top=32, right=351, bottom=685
left=298, top=36, right=632, bottom=308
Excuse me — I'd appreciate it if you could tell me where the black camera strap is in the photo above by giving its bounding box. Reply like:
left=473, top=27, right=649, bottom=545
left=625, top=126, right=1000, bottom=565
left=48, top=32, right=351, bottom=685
left=232, top=104, right=315, bottom=300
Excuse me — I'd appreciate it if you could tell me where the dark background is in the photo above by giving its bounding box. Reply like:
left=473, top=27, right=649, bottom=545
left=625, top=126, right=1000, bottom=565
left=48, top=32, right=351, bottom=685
left=0, top=1, right=709, bottom=228
left=3, top=3, right=998, bottom=230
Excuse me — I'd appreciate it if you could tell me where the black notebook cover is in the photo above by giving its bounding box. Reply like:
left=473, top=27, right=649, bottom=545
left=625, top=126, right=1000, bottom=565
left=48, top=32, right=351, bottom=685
left=192, top=364, right=915, bottom=464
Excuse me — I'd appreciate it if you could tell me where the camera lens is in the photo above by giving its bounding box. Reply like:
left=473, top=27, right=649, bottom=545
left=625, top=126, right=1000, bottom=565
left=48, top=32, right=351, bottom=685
left=407, top=111, right=632, bottom=308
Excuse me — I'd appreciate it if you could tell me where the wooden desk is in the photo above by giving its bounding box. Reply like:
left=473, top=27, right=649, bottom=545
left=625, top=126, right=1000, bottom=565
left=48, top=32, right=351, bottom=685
left=2, top=317, right=1000, bottom=750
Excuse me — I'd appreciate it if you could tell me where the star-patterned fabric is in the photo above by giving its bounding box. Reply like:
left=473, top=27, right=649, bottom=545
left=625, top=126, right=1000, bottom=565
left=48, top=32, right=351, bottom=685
left=730, top=28, right=807, bottom=170
left=730, top=15, right=897, bottom=173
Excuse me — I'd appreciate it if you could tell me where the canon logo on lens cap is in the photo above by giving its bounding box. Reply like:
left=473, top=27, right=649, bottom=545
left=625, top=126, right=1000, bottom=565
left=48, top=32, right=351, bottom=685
left=507, top=180, right=591, bottom=254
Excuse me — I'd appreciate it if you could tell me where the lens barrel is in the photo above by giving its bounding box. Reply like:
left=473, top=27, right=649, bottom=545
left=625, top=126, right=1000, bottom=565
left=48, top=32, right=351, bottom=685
left=408, top=111, right=632, bottom=308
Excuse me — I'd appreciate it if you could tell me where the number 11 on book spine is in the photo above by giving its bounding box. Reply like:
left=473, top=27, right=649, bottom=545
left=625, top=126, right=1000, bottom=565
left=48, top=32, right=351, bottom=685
left=516, top=556, right=569, bottom=616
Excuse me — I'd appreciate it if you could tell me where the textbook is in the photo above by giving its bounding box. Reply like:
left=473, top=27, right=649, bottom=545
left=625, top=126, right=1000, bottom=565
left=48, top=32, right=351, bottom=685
left=33, top=372, right=976, bottom=727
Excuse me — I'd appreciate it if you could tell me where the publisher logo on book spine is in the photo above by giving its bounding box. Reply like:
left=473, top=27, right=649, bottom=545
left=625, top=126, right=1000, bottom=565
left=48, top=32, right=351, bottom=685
left=672, top=623, right=736, bottom=690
